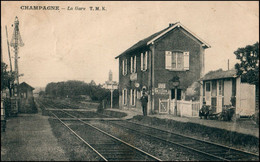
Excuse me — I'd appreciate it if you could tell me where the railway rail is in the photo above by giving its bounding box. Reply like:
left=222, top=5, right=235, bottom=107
left=36, top=99, right=259, bottom=161
left=37, top=100, right=161, bottom=161
left=106, top=120, right=259, bottom=161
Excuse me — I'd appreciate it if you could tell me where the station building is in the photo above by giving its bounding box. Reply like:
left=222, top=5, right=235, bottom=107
left=115, top=22, right=211, bottom=114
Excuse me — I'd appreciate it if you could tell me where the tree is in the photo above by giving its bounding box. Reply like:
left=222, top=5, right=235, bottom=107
left=1, top=62, right=15, bottom=96
left=234, top=42, right=259, bottom=85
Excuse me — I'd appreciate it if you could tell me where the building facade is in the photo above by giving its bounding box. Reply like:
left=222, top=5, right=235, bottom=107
left=200, top=69, right=256, bottom=116
left=18, top=82, right=37, bottom=113
left=116, top=22, right=210, bottom=114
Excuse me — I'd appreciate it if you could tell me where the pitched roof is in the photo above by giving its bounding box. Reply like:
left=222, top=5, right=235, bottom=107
left=115, top=22, right=211, bottom=59
left=19, top=82, right=35, bottom=90
left=201, top=69, right=237, bottom=81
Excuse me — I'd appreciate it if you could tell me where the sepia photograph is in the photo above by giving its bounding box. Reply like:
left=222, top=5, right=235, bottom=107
left=1, top=1, right=259, bottom=161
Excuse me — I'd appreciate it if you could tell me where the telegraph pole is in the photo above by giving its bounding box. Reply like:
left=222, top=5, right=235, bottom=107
left=9, top=16, right=24, bottom=115
left=10, top=16, right=24, bottom=97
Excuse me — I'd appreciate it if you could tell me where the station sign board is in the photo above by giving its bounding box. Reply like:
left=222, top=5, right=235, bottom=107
left=155, top=88, right=168, bottom=94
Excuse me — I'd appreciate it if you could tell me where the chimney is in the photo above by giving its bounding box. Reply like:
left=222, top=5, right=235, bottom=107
left=169, top=23, right=175, bottom=27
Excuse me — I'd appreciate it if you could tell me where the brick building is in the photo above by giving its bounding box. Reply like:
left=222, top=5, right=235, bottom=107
left=115, top=22, right=210, bottom=114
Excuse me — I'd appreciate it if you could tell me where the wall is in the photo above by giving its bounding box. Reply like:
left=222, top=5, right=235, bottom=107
left=153, top=27, right=204, bottom=113
left=118, top=47, right=150, bottom=111
left=236, top=77, right=256, bottom=116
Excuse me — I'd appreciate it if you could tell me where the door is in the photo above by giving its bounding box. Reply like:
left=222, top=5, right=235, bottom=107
left=205, top=82, right=211, bottom=105
left=217, top=80, right=224, bottom=113
left=170, top=89, right=182, bottom=114
left=224, top=80, right=232, bottom=105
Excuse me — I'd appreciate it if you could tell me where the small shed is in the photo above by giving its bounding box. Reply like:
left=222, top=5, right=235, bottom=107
left=200, top=69, right=256, bottom=116
left=19, top=82, right=34, bottom=99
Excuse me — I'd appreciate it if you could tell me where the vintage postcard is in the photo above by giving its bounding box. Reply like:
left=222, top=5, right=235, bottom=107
left=1, top=1, right=259, bottom=161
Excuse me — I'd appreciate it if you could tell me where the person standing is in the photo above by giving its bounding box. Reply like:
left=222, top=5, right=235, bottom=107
left=140, top=91, right=148, bottom=116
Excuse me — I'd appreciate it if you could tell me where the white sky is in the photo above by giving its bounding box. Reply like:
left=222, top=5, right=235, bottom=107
left=1, top=1, right=259, bottom=88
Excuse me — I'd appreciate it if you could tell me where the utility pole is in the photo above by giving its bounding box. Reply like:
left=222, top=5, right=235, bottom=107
left=228, top=59, right=229, bottom=70
left=5, top=26, right=14, bottom=97
left=5, top=26, right=12, bottom=72
left=9, top=16, right=24, bottom=115
left=10, top=16, right=24, bottom=97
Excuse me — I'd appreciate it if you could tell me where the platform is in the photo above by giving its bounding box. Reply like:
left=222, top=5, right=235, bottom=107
left=1, top=112, right=68, bottom=161
left=107, top=108, right=259, bottom=138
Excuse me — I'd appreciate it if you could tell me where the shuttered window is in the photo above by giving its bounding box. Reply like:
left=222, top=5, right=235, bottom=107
left=122, top=89, right=127, bottom=105
left=134, top=56, right=136, bottom=73
left=122, top=59, right=127, bottom=75
left=131, top=56, right=137, bottom=73
left=165, top=51, right=189, bottom=70
left=183, top=52, right=190, bottom=70
left=130, top=89, right=132, bottom=105
left=130, top=89, right=136, bottom=106
left=144, top=51, right=148, bottom=70
left=131, top=57, right=133, bottom=73
left=141, top=53, right=143, bottom=70
left=122, top=60, right=124, bottom=75
left=125, top=59, right=128, bottom=75
left=141, top=51, right=148, bottom=71
left=165, top=51, right=172, bottom=69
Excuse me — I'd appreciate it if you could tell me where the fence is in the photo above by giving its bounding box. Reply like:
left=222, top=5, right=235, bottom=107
left=171, top=100, right=200, bottom=117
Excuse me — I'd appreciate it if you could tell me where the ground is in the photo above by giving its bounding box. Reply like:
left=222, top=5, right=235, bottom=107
left=1, top=109, right=68, bottom=161
left=1, top=98, right=259, bottom=160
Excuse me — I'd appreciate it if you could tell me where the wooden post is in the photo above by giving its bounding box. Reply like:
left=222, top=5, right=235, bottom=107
left=175, top=88, right=177, bottom=116
left=110, top=90, right=113, bottom=108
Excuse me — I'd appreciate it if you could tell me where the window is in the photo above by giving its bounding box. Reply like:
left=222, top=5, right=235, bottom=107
left=206, top=82, right=210, bottom=92
left=218, top=80, right=223, bottom=95
left=171, top=89, right=182, bottom=100
left=130, top=89, right=136, bottom=106
left=122, top=59, right=127, bottom=75
left=211, top=81, right=217, bottom=97
left=122, top=89, right=127, bottom=105
left=141, top=51, right=148, bottom=71
left=131, top=56, right=137, bottom=73
left=165, top=51, right=189, bottom=70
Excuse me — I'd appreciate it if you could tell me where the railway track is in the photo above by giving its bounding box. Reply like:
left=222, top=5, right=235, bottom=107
left=105, top=120, right=259, bottom=161
left=36, top=99, right=259, bottom=161
left=37, top=100, right=161, bottom=161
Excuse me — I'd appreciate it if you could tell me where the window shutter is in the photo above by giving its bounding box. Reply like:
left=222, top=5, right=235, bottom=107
left=134, top=89, right=136, bottom=105
left=165, top=51, right=172, bottom=69
left=125, top=59, right=127, bottom=74
left=122, top=60, right=125, bottom=75
left=131, top=57, right=133, bottom=73
left=134, top=56, right=136, bottom=73
left=130, top=89, right=133, bottom=105
left=184, top=52, right=189, bottom=70
left=141, top=53, right=143, bottom=71
left=125, top=89, right=128, bottom=104
left=145, top=51, right=148, bottom=70
left=122, top=89, right=124, bottom=105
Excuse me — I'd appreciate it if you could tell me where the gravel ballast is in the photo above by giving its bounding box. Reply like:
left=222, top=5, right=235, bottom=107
left=131, top=115, right=259, bottom=154
left=88, top=120, right=211, bottom=161
left=49, top=118, right=102, bottom=161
